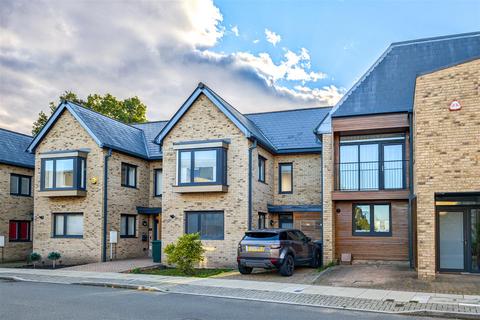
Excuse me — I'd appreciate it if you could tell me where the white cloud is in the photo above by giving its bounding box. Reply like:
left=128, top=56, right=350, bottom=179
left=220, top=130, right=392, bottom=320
left=231, top=25, right=239, bottom=36
left=265, top=28, right=281, bottom=46
left=0, top=0, right=342, bottom=134
left=253, top=39, right=260, bottom=44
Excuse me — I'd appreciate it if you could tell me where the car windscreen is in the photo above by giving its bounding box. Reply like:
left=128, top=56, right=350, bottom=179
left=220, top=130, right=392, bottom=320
left=243, top=232, right=279, bottom=241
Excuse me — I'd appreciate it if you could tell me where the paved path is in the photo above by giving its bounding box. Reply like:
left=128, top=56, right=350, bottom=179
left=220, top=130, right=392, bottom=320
left=63, top=258, right=160, bottom=273
left=0, top=280, right=435, bottom=320
left=0, top=268, right=479, bottom=319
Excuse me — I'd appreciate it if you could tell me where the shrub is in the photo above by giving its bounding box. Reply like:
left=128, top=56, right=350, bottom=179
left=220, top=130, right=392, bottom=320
left=28, top=252, right=41, bottom=268
left=164, top=233, right=205, bottom=275
left=47, top=252, right=61, bottom=269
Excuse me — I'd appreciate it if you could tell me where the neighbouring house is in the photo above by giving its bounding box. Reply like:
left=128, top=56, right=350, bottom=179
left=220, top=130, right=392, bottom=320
left=0, top=128, right=35, bottom=262
left=317, top=32, right=480, bottom=279
left=27, top=83, right=329, bottom=266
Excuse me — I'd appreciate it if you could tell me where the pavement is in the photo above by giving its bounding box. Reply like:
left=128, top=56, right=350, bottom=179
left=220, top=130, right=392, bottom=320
left=0, top=280, right=437, bottom=320
left=0, top=268, right=479, bottom=319
left=63, top=258, right=160, bottom=273
left=315, top=263, right=480, bottom=295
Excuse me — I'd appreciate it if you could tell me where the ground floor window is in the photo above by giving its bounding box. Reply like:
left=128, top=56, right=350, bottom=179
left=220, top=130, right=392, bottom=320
left=353, top=204, right=391, bottom=236
left=258, top=213, right=266, bottom=229
left=186, top=211, right=224, bottom=240
left=279, top=213, right=293, bottom=229
left=9, top=220, right=31, bottom=241
left=120, top=215, right=136, bottom=238
left=53, top=213, right=83, bottom=238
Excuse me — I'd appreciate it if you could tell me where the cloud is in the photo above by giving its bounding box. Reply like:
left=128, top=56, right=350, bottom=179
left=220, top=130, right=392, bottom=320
left=253, top=39, right=260, bottom=44
left=0, top=0, right=342, bottom=134
left=265, top=29, right=281, bottom=46
left=231, top=25, right=239, bottom=37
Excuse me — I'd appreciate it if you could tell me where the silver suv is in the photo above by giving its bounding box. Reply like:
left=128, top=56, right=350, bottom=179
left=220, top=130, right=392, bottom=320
left=237, top=229, right=322, bottom=276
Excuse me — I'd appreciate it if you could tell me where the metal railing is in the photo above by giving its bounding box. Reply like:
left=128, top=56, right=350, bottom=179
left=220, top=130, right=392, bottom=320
left=334, top=160, right=408, bottom=191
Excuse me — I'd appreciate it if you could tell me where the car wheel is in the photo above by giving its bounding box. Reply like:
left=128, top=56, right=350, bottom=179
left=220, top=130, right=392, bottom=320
left=310, top=250, right=321, bottom=268
left=238, top=264, right=253, bottom=275
left=279, top=255, right=295, bottom=276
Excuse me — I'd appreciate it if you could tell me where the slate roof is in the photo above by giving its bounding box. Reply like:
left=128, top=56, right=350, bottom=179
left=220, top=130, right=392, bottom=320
left=0, top=128, right=34, bottom=168
left=132, top=121, right=168, bottom=159
left=29, top=84, right=331, bottom=159
left=332, top=32, right=480, bottom=118
left=246, top=107, right=331, bottom=152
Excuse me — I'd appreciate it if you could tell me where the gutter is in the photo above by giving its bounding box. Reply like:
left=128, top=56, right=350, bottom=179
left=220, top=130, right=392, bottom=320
left=102, top=148, right=112, bottom=262
left=248, top=139, right=257, bottom=230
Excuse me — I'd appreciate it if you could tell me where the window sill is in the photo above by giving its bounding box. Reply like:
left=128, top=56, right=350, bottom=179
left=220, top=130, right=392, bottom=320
left=258, top=180, right=268, bottom=185
left=39, top=190, right=86, bottom=197
left=120, top=236, right=137, bottom=239
left=10, top=193, right=32, bottom=197
left=173, top=184, right=228, bottom=193
left=121, top=184, right=138, bottom=189
left=9, top=240, right=32, bottom=243
left=52, top=235, right=83, bottom=239
left=352, top=233, right=392, bottom=237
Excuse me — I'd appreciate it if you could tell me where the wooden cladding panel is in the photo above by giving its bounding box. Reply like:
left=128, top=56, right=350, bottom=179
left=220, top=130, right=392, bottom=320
left=332, top=113, right=409, bottom=132
left=335, top=200, right=409, bottom=261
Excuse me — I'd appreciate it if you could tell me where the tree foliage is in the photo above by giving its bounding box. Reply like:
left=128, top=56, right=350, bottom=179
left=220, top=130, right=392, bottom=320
left=164, top=233, right=205, bottom=275
left=32, top=91, right=148, bottom=135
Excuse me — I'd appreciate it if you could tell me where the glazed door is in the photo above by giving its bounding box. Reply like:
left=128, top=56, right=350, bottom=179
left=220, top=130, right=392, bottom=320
left=438, top=209, right=465, bottom=272
left=469, top=208, right=480, bottom=273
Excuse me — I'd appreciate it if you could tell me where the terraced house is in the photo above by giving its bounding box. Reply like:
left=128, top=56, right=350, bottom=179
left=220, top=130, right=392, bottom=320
left=26, top=83, right=328, bottom=266
left=5, top=31, right=478, bottom=279
left=0, top=129, right=35, bottom=261
left=318, top=32, right=480, bottom=279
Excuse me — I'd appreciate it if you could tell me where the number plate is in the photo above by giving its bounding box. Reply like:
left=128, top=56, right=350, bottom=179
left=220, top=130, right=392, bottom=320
left=246, top=246, right=265, bottom=252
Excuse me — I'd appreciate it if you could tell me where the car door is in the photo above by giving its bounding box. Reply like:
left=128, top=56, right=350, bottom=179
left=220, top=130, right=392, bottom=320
left=287, top=231, right=304, bottom=262
left=294, top=230, right=311, bottom=261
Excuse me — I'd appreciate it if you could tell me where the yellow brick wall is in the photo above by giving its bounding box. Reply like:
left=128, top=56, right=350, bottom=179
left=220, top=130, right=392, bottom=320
left=414, top=58, right=480, bottom=279
left=161, top=93, right=249, bottom=267
left=33, top=110, right=105, bottom=264
left=0, top=163, right=34, bottom=261
left=321, top=133, right=335, bottom=264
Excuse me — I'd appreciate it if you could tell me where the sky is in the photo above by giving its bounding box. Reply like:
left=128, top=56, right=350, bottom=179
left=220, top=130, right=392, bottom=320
left=0, top=0, right=479, bottom=134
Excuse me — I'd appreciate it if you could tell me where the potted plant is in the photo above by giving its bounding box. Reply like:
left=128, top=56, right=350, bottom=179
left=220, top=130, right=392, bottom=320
left=28, top=252, right=41, bottom=269
left=47, top=252, right=61, bottom=269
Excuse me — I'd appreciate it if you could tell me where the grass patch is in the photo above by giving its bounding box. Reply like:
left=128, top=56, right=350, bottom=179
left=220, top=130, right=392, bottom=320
left=317, top=261, right=337, bottom=272
left=131, top=267, right=232, bottom=278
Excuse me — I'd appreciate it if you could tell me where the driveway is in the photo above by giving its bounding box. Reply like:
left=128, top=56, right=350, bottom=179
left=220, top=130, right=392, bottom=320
left=315, top=263, right=480, bottom=295
left=219, top=266, right=322, bottom=284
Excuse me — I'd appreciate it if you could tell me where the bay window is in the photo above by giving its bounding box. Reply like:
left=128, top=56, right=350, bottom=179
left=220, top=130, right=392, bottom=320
left=41, top=157, right=86, bottom=190
left=177, top=148, right=227, bottom=186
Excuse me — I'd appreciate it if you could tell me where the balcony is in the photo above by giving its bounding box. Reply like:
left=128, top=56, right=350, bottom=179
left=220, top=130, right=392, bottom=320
left=333, top=160, right=409, bottom=200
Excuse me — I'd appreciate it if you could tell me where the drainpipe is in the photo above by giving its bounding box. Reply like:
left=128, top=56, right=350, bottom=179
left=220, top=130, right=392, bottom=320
left=102, top=148, right=112, bottom=262
left=248, top=139, right=257, bottom=230
left=408, top=113, right=414, bottom=269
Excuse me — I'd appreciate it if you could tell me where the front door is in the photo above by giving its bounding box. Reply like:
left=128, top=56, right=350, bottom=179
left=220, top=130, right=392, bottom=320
left=437, top=207, right=480, bottom=273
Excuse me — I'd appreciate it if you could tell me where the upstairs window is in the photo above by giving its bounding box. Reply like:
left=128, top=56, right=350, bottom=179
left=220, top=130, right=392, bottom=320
left=121, top=163, right=137, bottom=188
left=178, top=148, right=227, bottom=186
left=10, top=174, right=31, bottom=196
left=41, top=157, right=86, bottom=190
left=279, top=163, right=293, bottom=194
left=154, top=169, right=163, bottom=196
left=258, top=156, right=266, bottom=183
left=9, top=221, right=31, bottom=242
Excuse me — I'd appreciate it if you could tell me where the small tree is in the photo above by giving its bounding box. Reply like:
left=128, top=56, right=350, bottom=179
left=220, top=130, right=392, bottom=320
left=28, top=252, right=41, bottom=268
left=164, top=233, right=205, bottom=275
left=48, top=252, right=61, bottom=269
